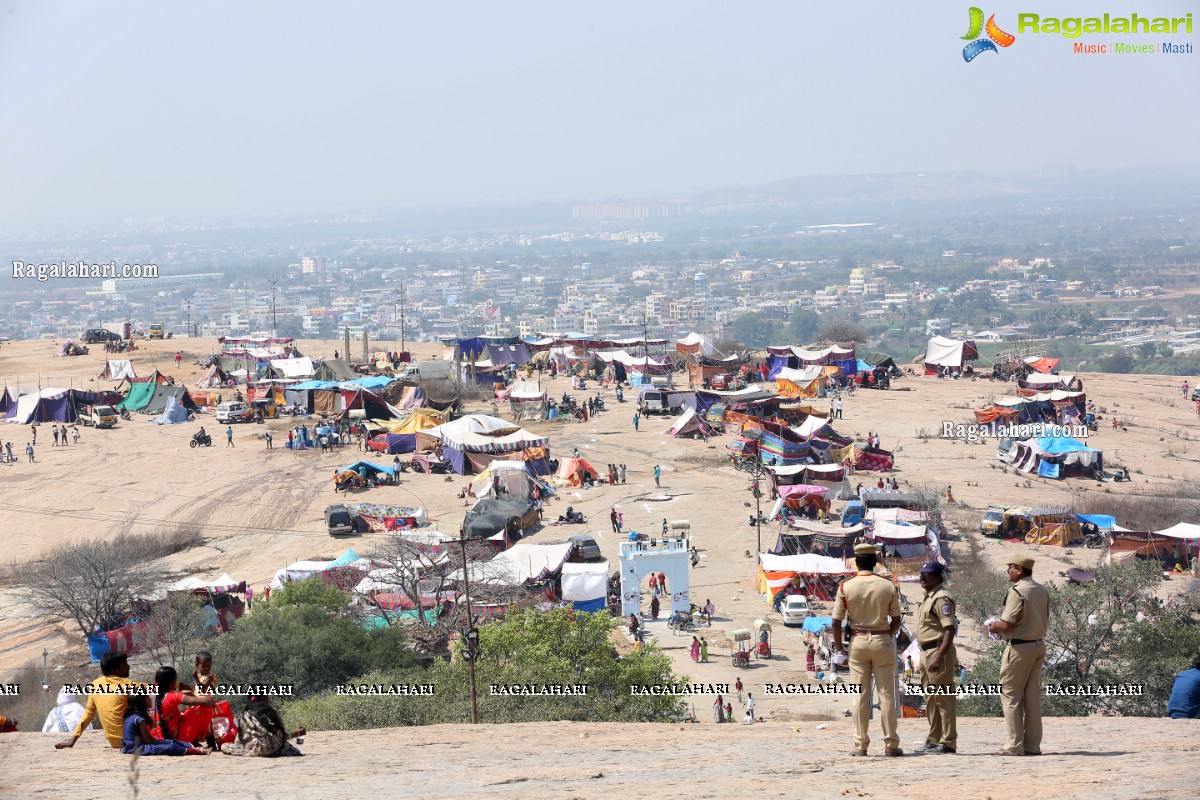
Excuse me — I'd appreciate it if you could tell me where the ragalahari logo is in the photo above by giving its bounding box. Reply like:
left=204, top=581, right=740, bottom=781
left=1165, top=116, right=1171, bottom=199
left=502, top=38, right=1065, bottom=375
left=962, top=7, right=1016, bottom=61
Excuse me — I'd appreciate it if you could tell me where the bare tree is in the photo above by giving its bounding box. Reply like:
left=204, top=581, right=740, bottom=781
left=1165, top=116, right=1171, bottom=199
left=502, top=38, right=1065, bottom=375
left=130, top=592, right=215, bottom=674
left=359, top=531, right=531, bottom=654
left=12, top=533, right=176, bottom=638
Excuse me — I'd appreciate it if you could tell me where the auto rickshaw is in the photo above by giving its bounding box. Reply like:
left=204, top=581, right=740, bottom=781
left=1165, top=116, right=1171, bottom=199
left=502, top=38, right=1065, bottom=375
left=731, top=628, right=752, bottom=668
left=249, top=397, right=280, bottom=419
left=755, top=619, right=772, bottom=659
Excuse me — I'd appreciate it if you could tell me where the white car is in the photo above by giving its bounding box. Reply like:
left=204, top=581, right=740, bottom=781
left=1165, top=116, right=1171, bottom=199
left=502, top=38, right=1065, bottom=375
left=781, top=594, right=810, bottom=626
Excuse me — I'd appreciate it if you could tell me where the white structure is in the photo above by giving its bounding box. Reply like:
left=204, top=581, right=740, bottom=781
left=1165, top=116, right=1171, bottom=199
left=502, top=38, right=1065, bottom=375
left=618, top=537, right=691, bottom=617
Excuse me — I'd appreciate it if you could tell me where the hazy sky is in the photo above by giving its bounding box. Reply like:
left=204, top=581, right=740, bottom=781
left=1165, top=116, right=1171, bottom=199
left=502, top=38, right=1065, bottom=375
left=1, top=0, right=1196, bottom=222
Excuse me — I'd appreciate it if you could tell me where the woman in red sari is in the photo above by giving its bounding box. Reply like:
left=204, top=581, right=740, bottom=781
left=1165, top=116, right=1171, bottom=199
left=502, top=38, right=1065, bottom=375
left=154, top=666, right=220, bottom=746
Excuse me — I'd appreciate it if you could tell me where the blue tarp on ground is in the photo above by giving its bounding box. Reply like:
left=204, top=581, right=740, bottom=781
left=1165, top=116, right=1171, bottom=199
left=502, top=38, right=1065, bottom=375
left=340, top=460, right=396, bottom=477
left=1076, top=514, right=1117, bottom=530
left=802, top=616, right=833, bottom=633
left=1036, top=436, right=1098, bottom=454
left=152, top=395, right=189, bottom=425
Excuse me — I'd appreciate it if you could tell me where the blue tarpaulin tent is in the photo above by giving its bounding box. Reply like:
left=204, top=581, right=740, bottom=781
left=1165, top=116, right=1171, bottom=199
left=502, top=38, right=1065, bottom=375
left=152, top=395, right=189, bottom=425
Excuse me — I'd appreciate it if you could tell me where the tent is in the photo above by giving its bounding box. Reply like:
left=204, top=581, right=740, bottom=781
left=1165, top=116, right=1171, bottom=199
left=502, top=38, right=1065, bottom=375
left=756, top=552, right=854, bottom=602
left=55, top=339, right=88, bottom=357
left=5, top=388, right=79, bottom=423
left=554, top=456, right=600, bottom=487
left=152, top=396, right=189, bottom=425
left=1003, top=436, right=1102, bottom=478
left=313, top=358, right=358, bottom=382
left=98, top=360, right=136, bottom=381
left=0, top=387, right=11, bottom=415
left=423, top=414, right=548, bottom=475
left=676, top=332, right=716, bottom=357
left=269, top=357, right=315, bottom=380
left=923, top=336, right=979, bottom=374
left=775, top=366, right=826, bottom=399
left=195, top=364, right=229, bottom=389
left=664, top=407, right=711, bottom=439
left=561, top=561, right=610, bottom=612
left=369, top=433, right=418, bottom=454
left=118, top=380, right=157, bottom=412
left=142, top=384, right=198, bottom=415
left=509, top=379, right=548, bottom=421
left=462, top=496, right=539, bottom=544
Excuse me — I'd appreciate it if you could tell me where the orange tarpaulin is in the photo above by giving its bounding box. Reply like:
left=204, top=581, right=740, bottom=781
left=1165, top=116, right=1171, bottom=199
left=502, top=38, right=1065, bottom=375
left=974, top=406, right=1020, bottom=424
left=1026, top=357, right=1059, bottom=374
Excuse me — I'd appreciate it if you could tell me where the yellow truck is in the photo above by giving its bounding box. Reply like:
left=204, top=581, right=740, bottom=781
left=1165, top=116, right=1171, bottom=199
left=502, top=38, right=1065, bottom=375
left=149, top=322, right=165, bottom=339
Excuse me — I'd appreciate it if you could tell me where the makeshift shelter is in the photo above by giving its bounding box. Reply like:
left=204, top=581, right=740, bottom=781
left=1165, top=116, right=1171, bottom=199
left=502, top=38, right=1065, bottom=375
left=118, top=380, right=157, bottom=412
left=462, top=496, right=539, bottom=545
left=664, top=407, right=712, bottom=439
left=368, top=432, right=418, bottom=454
left=923, top=336, right=979, bottom=374
left=269, top=356, right=315, bottom=380
left=55, top=339, right=87, bottom=357
left=0, top=387, right=12, bottom=415
left=775, top=366, right=827, bottom=399
left=313, top=358, right=358, bottom=382
left=1002, top=436, right=1102, bottom=479
left=422, top=414, right=548, bottom=475
left=469, top=541, right=574, bottom=586
left=561, top=561, right=610, bottom=612
left=508, top=379, right=548, bottom=421
left=991, top=508, right=1081, bottom=546
left=5, top=388, right=80, bottom=423
left=195, top=364, right=230, bottom=389
left=554, top=457, right=600, bottom=488
left=152, top=396, right=189, bottom=425
left=676, top=332, right=716, bottom=357
left=142, top=384, right=198, bottom=415
left=97, top=360, right=136, bottom=381
left=343, top=502, right=428, bottom=532
left=756, top=552, right=854, bottom=603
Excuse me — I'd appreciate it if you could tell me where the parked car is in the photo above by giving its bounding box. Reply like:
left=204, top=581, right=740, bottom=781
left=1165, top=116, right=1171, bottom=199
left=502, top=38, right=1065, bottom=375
left=324, top=504, right=357, bottom=536
left=83, top=328, right=123, bottom=344
left=980, top=506, right=1005, bottom=537
left=780, top=594, right=810, bottom=626
left=215, top=401, right=250, bottom=423
left=569, top=533, right=602, bottom=561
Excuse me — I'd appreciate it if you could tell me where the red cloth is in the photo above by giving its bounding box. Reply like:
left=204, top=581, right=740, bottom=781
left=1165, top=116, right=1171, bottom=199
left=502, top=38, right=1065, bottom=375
left=160, top=692, right=216, bottom=744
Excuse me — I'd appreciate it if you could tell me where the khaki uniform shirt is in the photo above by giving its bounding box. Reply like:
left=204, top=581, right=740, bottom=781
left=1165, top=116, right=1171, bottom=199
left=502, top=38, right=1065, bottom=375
left=832, top=571, right=900, bottom=630
left=1000, top=576, right=1050, bottom=641
left=917, top=585, right=956, bottom=646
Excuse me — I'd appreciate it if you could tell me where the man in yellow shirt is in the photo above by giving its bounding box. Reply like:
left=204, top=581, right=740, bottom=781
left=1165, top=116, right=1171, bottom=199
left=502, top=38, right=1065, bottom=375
left=55, top=652, right=142, bottom=749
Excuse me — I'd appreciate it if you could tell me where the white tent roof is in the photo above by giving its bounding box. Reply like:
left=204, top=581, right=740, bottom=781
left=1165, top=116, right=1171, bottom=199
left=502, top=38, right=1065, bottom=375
left=665, top=407, right=700, bottom=435
left=924, top=336, right=968, bottom=367
left=790, top=520, right=864, bottom=534
left=509, top=380, right=546, bottom=400
left=561, top=560, right=610, bottom=602
left=1024, top=373, right=1076, bottom=387
left=99, top=360, right=136, bottom=381
left=269, top=357, right=315, bottom=378
left=759, top=552, right=853, bottom=574
left=791, top=415, right=832, bottom=438
left=469, top=541, right=574, bottom=585
left=1155, top=522, right=1200, bottom=540
left=788, top=345, right=854, bottom=361
left=872, top=521, right=928, bottom=540
left=775, top=366, right=825, bottom=384
left=677, top=332, right=716, bottom=355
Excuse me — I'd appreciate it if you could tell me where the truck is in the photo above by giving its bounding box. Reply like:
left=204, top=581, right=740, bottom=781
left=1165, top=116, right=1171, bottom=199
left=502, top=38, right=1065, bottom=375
left=398, top=360, right=453, bottom=381
left=149, top=322, right=165, bottom=339
left=79, top=404, right=118, bottom=428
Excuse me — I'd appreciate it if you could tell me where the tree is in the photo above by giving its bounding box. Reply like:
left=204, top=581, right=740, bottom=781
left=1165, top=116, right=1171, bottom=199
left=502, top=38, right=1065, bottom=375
left=1097, top=349, right=1134, bottom=374
left=209, top=578, right=418, bottom=697
left=14, top=532, right=176, bottom=638
left=816, top=321, right=868, bottom=344
left=731, top=312, right=778, bottom=349
left=131, top=593, right=216, bottom=675
left=361, top=533, right=530, bottom=655
left=786, top=309, right=821, bottom=344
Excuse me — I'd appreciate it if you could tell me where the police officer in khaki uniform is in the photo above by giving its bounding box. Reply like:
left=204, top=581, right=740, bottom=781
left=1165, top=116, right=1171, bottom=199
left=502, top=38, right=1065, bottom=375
left=832, top=542, right=904, bottom=757
left=916, top=560, right=957, bottom=753
left=986, top=556, right=1050, bottom=756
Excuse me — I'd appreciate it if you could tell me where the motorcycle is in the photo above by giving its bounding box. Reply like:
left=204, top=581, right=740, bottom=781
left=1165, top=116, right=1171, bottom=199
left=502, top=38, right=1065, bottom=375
left=190, top=431, right=213, bottom=448
left=593, top=394, right=605, bottom=412
left=1084, top=531, right=1106, bottom=549
left=119, top=408, right=132, bottom=421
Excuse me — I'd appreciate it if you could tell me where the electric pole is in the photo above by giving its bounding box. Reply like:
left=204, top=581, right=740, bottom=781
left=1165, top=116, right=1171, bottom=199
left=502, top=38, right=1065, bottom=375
left=396, top=280, right=407, bottom=354
left=269, top=275, right=279, bottom=338
left=458, top=531, right=479, bottom=724
left=184, top=298, right=192, bottom=338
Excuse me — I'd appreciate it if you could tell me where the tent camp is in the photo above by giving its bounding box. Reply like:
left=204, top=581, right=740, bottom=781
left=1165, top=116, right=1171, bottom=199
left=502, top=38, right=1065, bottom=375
left=98, top=360, right=137, bottom=381
left=923, top=336, right=979, bottom=374
left=554, top=456, right=600, bottom=487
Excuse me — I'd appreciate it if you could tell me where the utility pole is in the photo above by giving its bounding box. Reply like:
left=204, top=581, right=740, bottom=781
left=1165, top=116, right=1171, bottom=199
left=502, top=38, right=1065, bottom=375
left=396, top=280, right=408, bottom=354
left=458, top=531, right=479, bottom=724
left=184, top=298, right=192, bottom=338
left=269, top=275, right=279, bottom=338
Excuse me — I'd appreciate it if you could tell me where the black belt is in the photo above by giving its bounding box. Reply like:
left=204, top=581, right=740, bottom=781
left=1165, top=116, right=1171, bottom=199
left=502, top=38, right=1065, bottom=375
left=1010, top=638, right=1043, bottom=645
left=919, top=640, right=941, bottom=650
